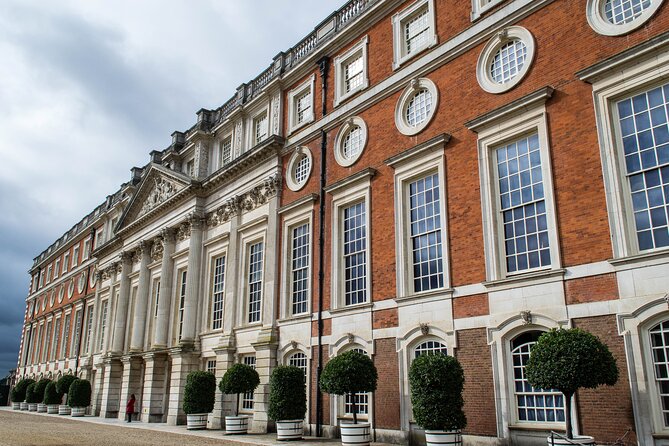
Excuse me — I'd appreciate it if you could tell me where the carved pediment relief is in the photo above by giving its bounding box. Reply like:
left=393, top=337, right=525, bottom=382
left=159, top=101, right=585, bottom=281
left=138, top=177, right=179, bottom=217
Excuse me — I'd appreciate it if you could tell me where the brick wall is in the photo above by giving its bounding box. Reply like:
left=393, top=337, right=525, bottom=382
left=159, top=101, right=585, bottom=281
left=453, top=293, right=489, bottom=319
left=373, top=338, right=401, bottom=430
left=565, top=274, right=619, bottom=305
left=373, top=308, right=399, bottom=330
left=310, top=346, right=331, bottom=426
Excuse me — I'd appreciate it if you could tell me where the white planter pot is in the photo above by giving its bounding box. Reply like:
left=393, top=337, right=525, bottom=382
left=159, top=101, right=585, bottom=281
left=71, top=407, right=86, bottom=417
left=37, top=403, right=47, bottom=413
left=58, top=405, right=71, bottom=415
left=20, top=402, right=28, bottom=411
left=186, top=413, right=208, bottom=430
left=11, top=402, right=20, bottom=410
left=276, top=419, right=304, bottom=441
left=340, top=422, right=371, bottom=446
left=47, top=405, right=59, bottom=414
left=225, top=415, right=250, bottom=434
left=28, top=404, right=38, bottom=412
left=425, top=430, right=463, bottom=446
left=547, top=435, right=595, bottom=445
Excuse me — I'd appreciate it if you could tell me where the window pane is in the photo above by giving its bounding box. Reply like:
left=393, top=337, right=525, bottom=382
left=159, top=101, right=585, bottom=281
left=406, top=89, right=432, bottom=127
left=604, top=0, right=653, bottom=24
left=291, top=224, right=310, bottom=315
left=211, top=256, right=226, bottom=330
left=343, top=203, right=367, bottom=306
left=404, top=8, right=429, bottom=54
left=248, top=243, right=264, bottom=323
left=490, top=39, right=527, bottom=84
left=650, top=320, right=669, bottom=427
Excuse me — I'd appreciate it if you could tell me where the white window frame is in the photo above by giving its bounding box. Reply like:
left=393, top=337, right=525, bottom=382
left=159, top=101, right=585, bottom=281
left=219, top=134, right=233, bottom=168
left=51, top=316, right=61, bottom=362
left=240, top=355, right=257, bottom=413
left=98, top=299, right=108, bottom=352
left=63, top=252, right=70, bottom=274
left=471, top=0, right=505, bottom=21
left=586, top=0, right=664, bottom=36
left=288, top=74, right=316, bottom=134
left=286, top=147, right=313, bottom=192
left=83, top=237, right=91, bottom=260
left=210, top=251, right=227, bottom=331
left=238, top=225, right=267, bottom=327
left=54, top=259, right=60, bottom=279
left=72, top=245, right=80, bottom=267
left=474, top=101, right=561, bottom=282
left=394, top=78, right=439, bottom=136
left=327, top=172, right=373, bottom=310
left=46, top=265, right=52, bottom=284
left=334, top=116, right=369, bottom=167
left=252, top=110, right=269, bottom=146
left=61, top=311, right=71, bottom=359
left=84, top=304, right=94, bottom=355
left=334, top=36, right=369, bottom=107
left=587, top=51, right=669, bottom=260
left=280, top=200, right=314, bottom=319
left=391, top=0, right=438, bottom=70
left=476, top=26, right=536, bottom=95
left=71, top=307, right=83, bottom=358
left=388, top=137, right=451, bottom=299
left=176, top=269, right=188, bottom=341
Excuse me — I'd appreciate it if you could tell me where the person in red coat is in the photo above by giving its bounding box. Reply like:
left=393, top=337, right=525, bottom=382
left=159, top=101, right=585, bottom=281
left=126, top=394, right=135, bottom=423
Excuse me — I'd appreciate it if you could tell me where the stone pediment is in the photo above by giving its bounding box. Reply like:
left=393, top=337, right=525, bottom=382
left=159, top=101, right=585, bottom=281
left=118, top=165, right=190, bottom=230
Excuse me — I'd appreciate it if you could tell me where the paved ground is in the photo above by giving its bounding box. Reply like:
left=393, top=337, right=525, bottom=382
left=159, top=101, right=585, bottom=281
left=0, top=409, right=349, bottom=446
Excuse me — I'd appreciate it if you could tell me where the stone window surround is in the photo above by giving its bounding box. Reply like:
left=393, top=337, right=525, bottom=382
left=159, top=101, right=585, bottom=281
left=385, top=134, right=452, bottom=299
left=334, top=36, right=370, bottom=107
left=287, top=74, right=316, bottom=135
left=394, top=77, right=439, bottom=136
left=391, top=0, right=438, bottom=70
left=286, top=146, right=313, bottom=192
left=207, top=243, right=228, bottom=332
left=471, top=0, right=505, bottom=21
left=586, top=0, right=664, bottom=36
left=334, top=116, right=369, bottom=167
left=238, top=225, right=266, bottom=328
left=468, top=91, right=562, bottom=282
left=476, top=26, right=536, bottom=94
left=329, top=334, right=375, bottom=423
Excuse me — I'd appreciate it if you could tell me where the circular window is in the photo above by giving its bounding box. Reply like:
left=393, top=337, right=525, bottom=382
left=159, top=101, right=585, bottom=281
left=286, top=147, right=313, bottom=192
left=28, top=300, right=35, bottom=317
left=334, top=116, right=369, bottom=167
left=476, top=27, right=535, bottom=94
left=68, top=278, right=75, bottom=299
left=89, top=270, right=97, bottom=288
left=587, top=0, right=662, bottom=35
left=395, top=78, right=439, bottom=136
left=58, top=285, right=64, bottom=304
left=78, top=271, right=87, bottom=293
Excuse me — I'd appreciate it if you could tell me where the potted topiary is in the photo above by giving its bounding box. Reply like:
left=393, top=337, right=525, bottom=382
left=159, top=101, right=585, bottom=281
left=219, top=363, right=260, bottom=434
left=268, top=366, right=307, bottom=440
left=183, top=371, right=217, bottom=430
left=525, top=328, right=618, bottom=445
left=9, top=382, right=21, bottom=410
left=409, top=354, right=467, bottom=446
left=11, top=379, right=32, bottom=410
left=67, top=379, right=91, bottom=417
left=34, top=379, right=51, bottom=412
left=26, top=382, right=40, bottom=411
left=44, top=381, right=62, bottom=414
left=56, top=375, right=78, bottom=415
left=319, top=350, right=378, bottom=446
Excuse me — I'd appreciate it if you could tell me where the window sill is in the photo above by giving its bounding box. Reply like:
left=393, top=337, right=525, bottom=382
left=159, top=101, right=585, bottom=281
left=508, top=423, right=564, bottom=432
left=329, top=302, right=373, bottom=316
left=393, top=39, right=438, bottom=71
left=288, top=118, right=314, bottom=136
left=483, top=268, right=565, bottom=292
left=395, top=288, right=454, bottom=307
left=609, top=249, right=669, bottom=270
left=277, top=313, right=312, bottom=325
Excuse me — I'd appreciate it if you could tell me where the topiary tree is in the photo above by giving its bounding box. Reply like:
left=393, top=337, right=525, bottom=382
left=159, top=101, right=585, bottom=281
left=409, top=354, right=467, bottom=432
left=268, top=366, right=307, bottom=421
left=219, top=364, right=260, bottom=417
left=67, top=379, right=92, bottom=408
left=11, top=378, right=34, bottom=402
left=25, top=383, right=40, bottom=404
left=56, top=375, right=78, bottom=405
left=183, top=371, right=216, bottom=414
left=44, top=381, right=62, bottom=406
left=525, top=328, right=618, bottom=440
left=319, top=350, right=378, bottom=424
left=34, top=379, right=51, bottom=404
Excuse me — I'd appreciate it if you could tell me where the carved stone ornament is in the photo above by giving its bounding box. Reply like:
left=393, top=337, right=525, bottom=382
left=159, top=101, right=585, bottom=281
left=206, top=174, right=279, bottom=227
left=207, top=196, right=240, bottom=227
left=234, top=121, right=243, bottom=153
left=177, top=220, right=192, bottom=241
left=290, top=340, right=298, bottom=350
left=664, top=293, right=669, bottom=308
left=347, top=333, right=355, bottom=344
left=420, top=323, right=430, bottom=336
left=131, top=248, right=141, bottom=264
left=271, top=94, right=280, bottom=136
left=138, top=177, right=179, bottom=217
left=161, top=227, right=177, bottom=243
left=520, top=310, right=532, bottom=325
left=151, top=236, right=164, bottom=262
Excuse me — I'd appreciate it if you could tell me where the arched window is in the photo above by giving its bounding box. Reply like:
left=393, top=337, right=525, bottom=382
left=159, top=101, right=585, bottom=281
left=650, top=320, right=669, bottom=426
left=345, top=348, right=369, bottom=417
left=413, top=340, right=448, bottom=358
left=510, top=331, right=565, bottom=423
left=288, top=352, right=308, bottom=380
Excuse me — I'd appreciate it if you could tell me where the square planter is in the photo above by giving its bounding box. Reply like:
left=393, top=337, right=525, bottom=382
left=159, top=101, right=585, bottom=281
left=37, top=403, right=47, bottom=413
left=71, top=407, right=86, bottom=417
left=11, top=402, right=20, bottom=410
left=425, top=430, right=462, bottom=446
left=20, top=402, right=28, bottom=411
left=47, top=405, right=59, bottom=414
left=28, top=404, right=38, bottom=412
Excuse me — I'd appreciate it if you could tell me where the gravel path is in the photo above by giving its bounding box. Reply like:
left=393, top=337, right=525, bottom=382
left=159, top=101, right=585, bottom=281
left=0, top=410, right=249, bottom=446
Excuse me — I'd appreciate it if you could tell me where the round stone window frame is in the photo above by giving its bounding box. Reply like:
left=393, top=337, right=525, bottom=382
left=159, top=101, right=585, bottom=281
left=286, top=147, right=313, bottom=192
left=394, top=78, right=439, bottom=136
left=58, top=285, right=64, bottom=304
left=334, top=116, right=369, bottom=167
left=586, top=0, right=663, bottom=35
left=476, top=26, right=536, bottom=94
left=68, top=278, right=75, bottom=299
left=78, top=271, right=87, bottom=293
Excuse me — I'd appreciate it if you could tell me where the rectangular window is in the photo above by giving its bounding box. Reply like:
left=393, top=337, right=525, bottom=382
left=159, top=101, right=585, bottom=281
left=99, top=300, right=108, bottom=351
left=288, top=75, right=315, bottom=132
left=34, top=325, right=42, bottom=363
left=345, top=56, right=364, bottom=93
left=84, top=306, right=94, bottom=355
left=409, top=173, right=444, bottom=292
left=153, top=280, right=161, bottom=318
left=71, top=309, right=83, bottom=357
left=94, top=228, right=104, bottom=249
left=206, top=359, right=217, bottom=373
left=616, top=84, right=669, bottom=251
left=254, top=114, right=268, bottom=145
left=61, top=314, right=71, bottom=359
left=54, top=260, right=60, bottom=279
left=72, top=246, right=80, bottom=267
left=186, top=160, right=195, bottom=177
left=178, top=271, right=187, bottom=339
left=343, top=202, right=367, bottom=306
left=43, top=321, right=52, bottom=363
left=334, top=37, right=368, bottom=107
left=345, top=348, right=369, bottom=416
left=296, top=91, right=312, bottom=124
left=495, top=133, right=551, bottom=273
left=404, top=8, right=429, bottom=55
left=46, top=265, right=52, bottom=283
left=38, top=273, right=44, bottom=289
left=247, top=243, right=264, bottom=323
left=83, top=238, right=91, bottom=260
left=63, top=253, right=69, bottom=273
left=211, top=256, right=226, bottom=330
left=291, top=224, right=310, bottom=315
left=392, top=0, right=436, bottom=69
left=220, top=137, right=232, bottom=166
left=241, top=356, right=256, bottom=411
left=51, top=318, right=61, bottom=361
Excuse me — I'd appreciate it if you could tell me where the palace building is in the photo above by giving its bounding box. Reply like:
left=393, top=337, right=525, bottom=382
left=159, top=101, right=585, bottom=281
left=15, top=0, right=669, bottom=444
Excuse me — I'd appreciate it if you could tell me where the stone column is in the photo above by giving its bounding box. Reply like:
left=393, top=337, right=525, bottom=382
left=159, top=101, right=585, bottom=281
left=111, top=252, right=132, bottom=354
left=117, top=355, right=144, bottom=420
left=166, top=350, right=198, bottom=426
left=130, top=241, right=152, bottom=351
left=98, top=357, right=123, bottom=418
left=180, top=214, right=204, bottom=344
left=140, top=352, right=168, bottom=423
left=154, top=228, right=176, bottom=348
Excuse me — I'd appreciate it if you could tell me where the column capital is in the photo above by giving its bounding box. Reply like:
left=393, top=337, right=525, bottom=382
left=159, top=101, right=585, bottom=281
left=161, top=227, right=177, bottom=243
left=139, top=239, right=153, bottom=255
left=187, top=213, right=205, bottom=230
left=119, top=251, right=133, bottom=264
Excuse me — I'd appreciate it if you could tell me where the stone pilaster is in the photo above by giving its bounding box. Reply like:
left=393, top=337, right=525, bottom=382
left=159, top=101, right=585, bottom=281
left=222, top=211, right=240, bottom=334
left=211, top=343, right=236, bottom=429
left=180, top=214, right=204, bottom=344
left=154, top=228, right=176, bottom=348
left=166, top=349, right=198, bottom=426
left=117, top=355, right=144, bottom=420
left=98, top=357, right=123, bottom=419
left=140, top=352, right=168, bottom=423
left=251, top=333, right=278, bottom=433
left=261, top=195, right=279, bottom=328
left=130, top=241, right=152, bottom=351
left=111, top=253, right=132, bottom=354
left=91, top=360, right=105, bottom=416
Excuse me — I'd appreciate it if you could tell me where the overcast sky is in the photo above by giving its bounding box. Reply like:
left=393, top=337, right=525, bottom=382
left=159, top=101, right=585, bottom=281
left=0, top=0, right=344, bottom=380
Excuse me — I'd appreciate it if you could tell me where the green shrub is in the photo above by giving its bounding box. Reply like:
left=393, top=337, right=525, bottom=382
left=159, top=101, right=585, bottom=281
left=11, top=378, right=34, bottom=402
left=33, top=379, right=50, bottom=404
left=44, top=381, right=61, bottom=405
left=525, top=328, right=618, bottom=439
left=268, top=366, right=306, bottom=421
left=219, top=364, right=260, bottom=416
left=409, top=354, right=466, bottom=431
left=183, top=371, right=216, bottom=414
left=319, top=350, right=377, bottom=424
left=56, top=375, right=78, bottom=396
left=25, top=383, right=40, bottom=404
left=67, top=379, right=92, bottom=408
